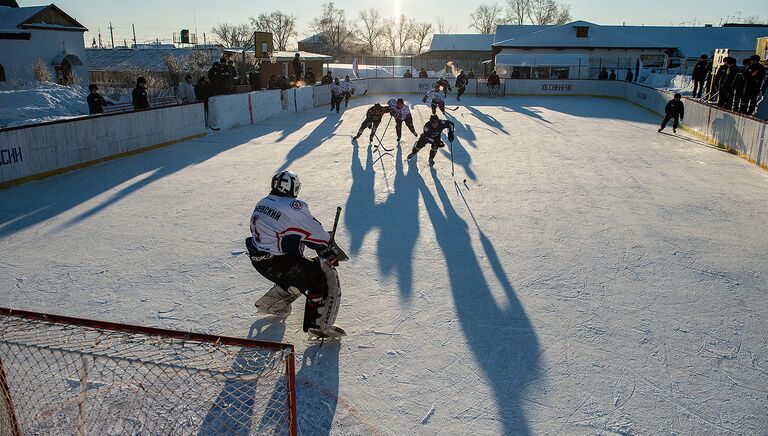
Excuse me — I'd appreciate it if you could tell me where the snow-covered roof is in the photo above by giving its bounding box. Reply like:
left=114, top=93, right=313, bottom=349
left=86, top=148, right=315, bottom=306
left=493, top=21, right=768, bottom=58
left=495, top=21, right=674, bottom=49
left=222, top=49, right=331, bottom=61
left=0, top=5, right=45, bottom=30
left=428, top=34, right=495, bottom=52
left=0, top=4, right=85, bottom=32
left=86, top=48, right=223, bottom=72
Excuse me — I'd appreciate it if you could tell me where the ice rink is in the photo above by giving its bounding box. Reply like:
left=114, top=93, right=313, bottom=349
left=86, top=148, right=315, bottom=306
left=2, top=94, right=768, bottom=434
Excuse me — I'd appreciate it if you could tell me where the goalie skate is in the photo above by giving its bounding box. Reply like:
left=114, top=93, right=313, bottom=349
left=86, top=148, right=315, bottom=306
left=255, top=284, right=301, bottom=317
left=308, top=325, right=347, bottom=340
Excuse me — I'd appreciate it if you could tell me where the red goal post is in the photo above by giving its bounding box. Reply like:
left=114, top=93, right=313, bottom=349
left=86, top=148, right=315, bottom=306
left=0, top=307, right=297, bottom=435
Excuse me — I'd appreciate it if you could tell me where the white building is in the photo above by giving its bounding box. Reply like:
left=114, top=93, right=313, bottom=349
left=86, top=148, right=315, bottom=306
left=492, top=21, right=768, bottom=80
left=0, top=4, right=88, bottom=84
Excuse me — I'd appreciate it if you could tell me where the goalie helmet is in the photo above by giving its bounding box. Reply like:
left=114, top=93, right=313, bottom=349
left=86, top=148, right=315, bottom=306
left=271, top=171, right=301, bottom=198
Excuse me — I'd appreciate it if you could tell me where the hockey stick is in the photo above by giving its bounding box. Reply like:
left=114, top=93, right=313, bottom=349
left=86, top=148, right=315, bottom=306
left=446, top=106, right=460, bottom=111
left=373, top=116, right=395, bottom=152
left=206, top=125, right=221, bottom=131
left=449, top=140, right=455, bottom=177
left=329, top=206, right=341, bottom=247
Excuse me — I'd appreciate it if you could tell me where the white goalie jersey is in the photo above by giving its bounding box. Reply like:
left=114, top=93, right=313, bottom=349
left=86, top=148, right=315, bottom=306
left=249, top=195, right=331, bottom=256
left=341, top=81, right=355, bottom=94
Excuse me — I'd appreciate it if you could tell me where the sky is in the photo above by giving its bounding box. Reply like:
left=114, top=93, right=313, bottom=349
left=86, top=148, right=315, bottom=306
left=18, top=0, right=767, bottom=47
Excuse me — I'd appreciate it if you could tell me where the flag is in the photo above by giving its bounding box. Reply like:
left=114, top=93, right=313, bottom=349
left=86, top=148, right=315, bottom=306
left=352, top=58, right=360, bottom=79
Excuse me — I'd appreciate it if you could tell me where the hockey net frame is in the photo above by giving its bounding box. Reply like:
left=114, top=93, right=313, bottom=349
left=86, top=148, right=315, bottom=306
left=0, top=307, right=297, bottom=435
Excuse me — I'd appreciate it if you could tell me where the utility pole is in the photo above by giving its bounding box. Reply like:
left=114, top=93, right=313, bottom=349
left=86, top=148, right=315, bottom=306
left=132, top=23, right=137, bottom=48
left=109, top=22, right=115, bottom=48
left=98, top=29, right=102, bottom=48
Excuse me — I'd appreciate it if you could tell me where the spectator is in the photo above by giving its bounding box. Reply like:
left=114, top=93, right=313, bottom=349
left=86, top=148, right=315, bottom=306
left=87, top=84, right=113, bottom=115
left=268, top=74, right=279, bottom=89
left=226, top=59, right=239, bottom=92
left=320, top=70, right=334, bottom=85
left=132, top=77, right=149, bottom=111
left=487, top=70, right=501, bottom=98
left=731, top=58, right=750, bottom=112
left=208, top=62, right=223, bottom=95
left=658, top=93, right=684, bottom=134
left=403, top=69, right=413, bottom=78
left=194, top=77, right=212, bottom=123
left=598, top=67, right=608, bottom=80
left=717, top=57, right=738, bottom=109
left=691, top=54, right=708, bottom=99
left=292, top=53, right=303, bottom=83
left=418, top=68, right=428, bottom=78
left=608, top=69, right=616, bottom=80
left=278, top=75, right=292, bottom=90
left=741, top=54, right=767, bottom=115
left=304, top=67, right=316, bottom=85
left=712, top=58, right=729, bottom=102
left=248, top=68, right=261, bottom=91
left=467, top=69, right=476, bottom=79
left=625, top=68, right=634, bottom=82
left=179, top=74, right=196, bottom=104
left=289, top=75, right=298, bottom=88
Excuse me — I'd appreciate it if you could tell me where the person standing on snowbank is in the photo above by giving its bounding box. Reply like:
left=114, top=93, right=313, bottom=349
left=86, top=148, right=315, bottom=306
left=87, top=84, right=113, bottom=115
left=658, top=93, right=684, bottom=134
left=691, top=54, right=709, bottom=99
left=132, top=77, right=149, bottom=111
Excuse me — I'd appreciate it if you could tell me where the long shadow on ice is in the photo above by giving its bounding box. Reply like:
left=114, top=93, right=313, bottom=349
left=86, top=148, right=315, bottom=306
left=295, top=343, right=340, bottom=436
left=276, top=115, right=342, bottom=172
left=344, top=144, right=420, bottom=301
left=417, top=169, right=541, bottom=434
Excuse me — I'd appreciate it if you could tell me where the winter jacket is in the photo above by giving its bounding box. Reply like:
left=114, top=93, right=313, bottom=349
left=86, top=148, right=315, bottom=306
left=455, top=73, right=468, bottom=89
left=691, top=60, right=709, bottom=80
left=179, top=81, right=196, bottom=103
left=321, top=74, right=334, bottom=85
left=132, top=86, right=149, bottom=110
left=365, top=104, right=388, bottom=121
left=665, top=99, right=684, bottom=118
left=388, top=99, right=412, bottom=121
left=87, top=92, right=109, bottom=114
left=487, top=74, right=501, bottom=86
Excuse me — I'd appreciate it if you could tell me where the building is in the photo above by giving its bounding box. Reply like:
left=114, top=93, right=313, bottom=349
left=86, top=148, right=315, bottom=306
left=297, top=32, right=367, bottom=57
left=416, top=34, right=494, bottom=75
left=225, top=49, right=331, bottom=88
left=0, top=4, right=88, bottom=84
left=86, top=47, right=223, bottom=85
left=492, top=21, right=768, bottom=79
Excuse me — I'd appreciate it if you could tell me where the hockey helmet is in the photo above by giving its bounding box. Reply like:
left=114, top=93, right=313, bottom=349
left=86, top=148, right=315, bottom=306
left=429, top=114, right=440, bottom=124
left=271, top=171, right=301, bottom=198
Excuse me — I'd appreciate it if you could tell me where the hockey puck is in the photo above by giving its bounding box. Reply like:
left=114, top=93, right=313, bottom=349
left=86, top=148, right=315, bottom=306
left=463, top=179, right=467, bottom=183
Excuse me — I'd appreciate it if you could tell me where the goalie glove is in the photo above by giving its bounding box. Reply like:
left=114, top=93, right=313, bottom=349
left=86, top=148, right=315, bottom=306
left=318, top=246, right=339, bottom=267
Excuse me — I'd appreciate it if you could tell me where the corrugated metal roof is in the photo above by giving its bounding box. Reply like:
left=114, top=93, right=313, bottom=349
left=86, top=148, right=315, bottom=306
left=493, top=25, right=552, bottom=45
left=494, top=21, right=674, bottom=49
left=428, top=34, right=495, bottom=52
left=86, top=48, right=223, bottom=72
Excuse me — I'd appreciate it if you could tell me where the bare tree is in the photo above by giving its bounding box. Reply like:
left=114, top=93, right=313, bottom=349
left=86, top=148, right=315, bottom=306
left=741, top=15, right=768, bottom=24
left=358, top=8, right=386, bottom=55
left=505, top=0, right=530, bottom=25
left=528, top=0, right=571, bottom=25
left=412, top=23, right=434, bottom=54
left=210, top=23, right=253, bottom=48
left=250, top=12, right=297, bottom=51
left=436, top=17, right=455, bottom=34
left=469, top=4, right=506, bottom=34
left=385, top=15, right=415, bottom=55
left=311, top=1, right=356, bottom=56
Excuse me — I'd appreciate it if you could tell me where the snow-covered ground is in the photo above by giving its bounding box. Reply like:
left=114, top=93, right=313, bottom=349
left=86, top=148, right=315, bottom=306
left=0, top=83, right=89, bottom=128
left=1, top=94, right=767, bottom=434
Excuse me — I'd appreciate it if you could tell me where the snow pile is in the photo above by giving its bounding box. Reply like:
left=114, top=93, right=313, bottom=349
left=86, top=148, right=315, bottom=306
left=0, top=83, right=89, bottom=128
left=639, top=72, right=694, bottom=95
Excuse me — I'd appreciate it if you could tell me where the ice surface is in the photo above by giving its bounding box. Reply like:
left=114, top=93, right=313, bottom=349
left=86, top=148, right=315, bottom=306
left=1, top=94, right=767, bottom=434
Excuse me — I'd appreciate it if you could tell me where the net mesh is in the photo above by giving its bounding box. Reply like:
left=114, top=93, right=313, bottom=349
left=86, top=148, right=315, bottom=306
left=0, top=311, right=296, bottom=436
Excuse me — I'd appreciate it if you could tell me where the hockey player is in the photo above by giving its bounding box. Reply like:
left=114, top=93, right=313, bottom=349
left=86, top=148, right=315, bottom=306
left=407, top=114, right=455, bottom=167
left=436, top=77, right=452, bottom=95
left=422, top=84, right=447, bottom=116
left=388, top=98, right=418, bottom=142
left=658, top=93, right=684, bottom=134
left=246, top=171, right=345, bottom=338
left=353, top=103, right=388, bottom=143
left=330, top=77, right=344, bottom=113
left=455, top=70, right=468, bottom=102
left=341, top=75, right=356, bottom=107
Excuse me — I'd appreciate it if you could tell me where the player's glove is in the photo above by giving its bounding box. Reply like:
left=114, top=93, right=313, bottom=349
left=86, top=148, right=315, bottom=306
left=318, top=247, right=339, bottom=267
left=448, top=132, right=455, bottom=142
left=422, top=97, right=427, bottom=103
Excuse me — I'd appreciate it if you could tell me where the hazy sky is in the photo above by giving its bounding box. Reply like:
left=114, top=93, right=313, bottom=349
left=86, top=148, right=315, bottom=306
left=20, top=0, right=767, bottom=47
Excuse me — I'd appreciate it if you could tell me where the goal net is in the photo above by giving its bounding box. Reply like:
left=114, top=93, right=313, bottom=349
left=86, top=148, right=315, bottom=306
left=0, top=307, right=297, bottom=435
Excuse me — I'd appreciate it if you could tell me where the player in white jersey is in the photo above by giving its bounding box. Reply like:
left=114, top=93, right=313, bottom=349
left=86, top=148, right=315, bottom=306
left=422, top=84, right=447, bottom=115
left=387, top=98, right=418, bottom=142
left=330, top=78, right=344, bottom=113
left=341, top=76, right=356, bottom=107
left=245, top=171, right=345, bottom=338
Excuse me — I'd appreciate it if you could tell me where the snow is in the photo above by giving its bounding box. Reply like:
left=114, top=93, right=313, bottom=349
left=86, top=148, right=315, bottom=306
left=2, top=94, right=768, bottom=434
left=325, top=63, right=448, bottom=79
left=0, top=83, right=90, bottom=128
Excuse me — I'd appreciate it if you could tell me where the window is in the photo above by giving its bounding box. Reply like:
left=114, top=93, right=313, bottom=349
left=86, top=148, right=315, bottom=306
left=0, top=64, right=5, bottom=82
left=532, top=66, right=550, bottom=79
left=640, top=54, right=665, bottom=68
left=551, top=66, right=569, bottom=79
left=261, top=42, right=268, bottom=55
left=510, top=66, right=531, bottom=79
left=575, top=26, right=589, bottom=38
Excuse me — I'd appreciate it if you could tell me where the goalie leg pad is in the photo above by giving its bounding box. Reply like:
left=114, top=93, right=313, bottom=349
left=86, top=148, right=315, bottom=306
left=302, top=260, right=342, bottom=332
left=255, top=285, right=301, bottom=317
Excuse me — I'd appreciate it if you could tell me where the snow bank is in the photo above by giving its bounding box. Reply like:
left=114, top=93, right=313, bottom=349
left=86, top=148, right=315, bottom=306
left=0, top=83, right=89, bottom=128
left=324, top=63, right=449, bottom=79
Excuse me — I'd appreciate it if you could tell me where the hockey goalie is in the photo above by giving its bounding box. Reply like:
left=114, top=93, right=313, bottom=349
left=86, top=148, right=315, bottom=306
left=245, top=171, right=346, bottom=339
